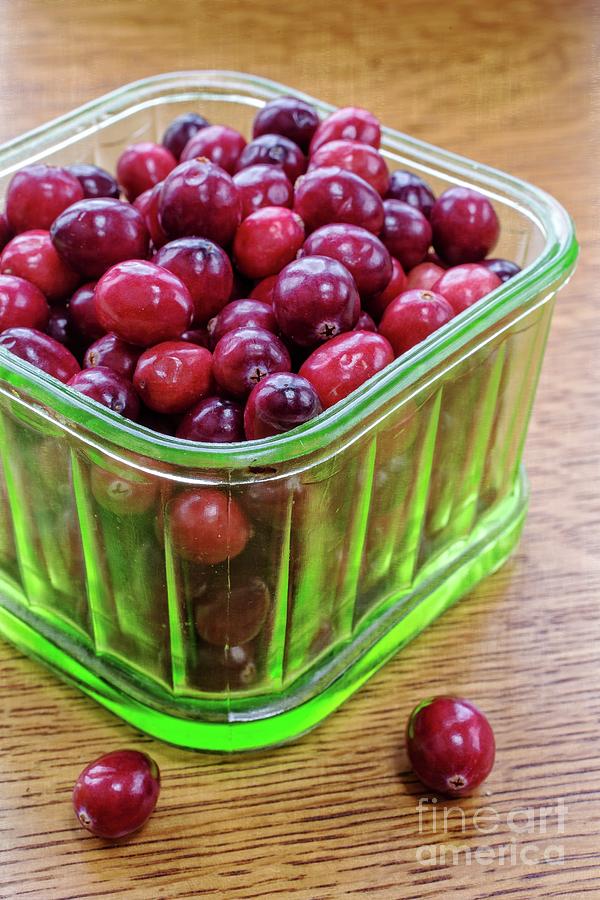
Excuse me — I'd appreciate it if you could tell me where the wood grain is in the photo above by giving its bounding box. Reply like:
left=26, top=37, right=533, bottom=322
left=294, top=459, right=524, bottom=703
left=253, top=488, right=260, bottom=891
left=0, top=1, right=598, bottom=897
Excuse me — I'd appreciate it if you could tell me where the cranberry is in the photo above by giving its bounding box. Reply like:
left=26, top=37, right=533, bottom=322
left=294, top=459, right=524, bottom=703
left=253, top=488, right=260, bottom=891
left=252, top=96, right=319, bottom=153
left=0, top=326, right=80, bottom=382
left=116, top=141, right=177, bottom=201
left=481, top=258, right=521, bottom=282
left=141, top=183, right=169, bottom=249
left=299, top=330, right=393, bottom=409
left=213, top=326, right=291, bottom=398
left=379, top=289, right=455, bottom=356
left=380, top=200, right=432, bottom=271
left=0, top=212, right=12, bottom=251
left=386, top=170, right=436, bottom=219
left=294, top=166, right=384, bottom=234
left=233, top=207, right=305, bottom=279
left=69, top=282, right=105, bottom=343
left=6, top=164, right=84, bottom=233
left=0, top=274, right=49, bottom=330
left=180, top=124, right=246, bottom=174
left=133, top=341, right=212, bottom=414
left=67, top=163, right=120, bottom=200
left=46, top=306, right=72, bottom=346
left=229, top=270, right=253, bottom=301
left=250, top=274, right=278, bottom=305
left=177, top=396, right=244, bottom=443
left=158, top=159, right=241, bottom=247
left=68, top=367, right=140, bottom=420
left=309, top=106, right=381, bottom=155
left=73, top=749, right=160, bottom=839
left=84, top=333, right=141, bottom=379
left=405, top=261, right=445, bottom=291
left=153, top=237, right=233, bottom=325
left=235, top=134, right=306, bottom=184
left=244, top=372, right=322, bottom=439
left=364, top=257, right=407, bottom=320
left=309, top=140, right=389, bottom=195
left=354, top=310, right=377, bottom=332
left=208, top=299, right=277, bottom=346
left=196, top=641, right=257, bottom=689
left=195, top=576, right=269, bottom=646
left=406, top=696, right=495, bottom=797
left=233, top=165, right=294, bottom=219
left=1, top=230, right=80, bottom=303
left=273, top=256, right=360, bottom=348
left=91, top=467, right=158, bottom=515
left=168, top=488, right=251, bottom=564
left=432, top=264, right=502, bottom=313
left=431, top=187, right=500, bottom=265
left=50, top=199, right=149, bottom=279
left=301, top=223, right=391, bottom=297
left=162, top=111, right=210, bottom=160
left=180, top=327, right=210, bottom=348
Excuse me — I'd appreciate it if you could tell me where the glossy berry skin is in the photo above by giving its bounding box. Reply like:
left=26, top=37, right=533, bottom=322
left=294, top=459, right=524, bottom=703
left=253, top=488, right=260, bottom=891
left=180, top=124, right=246, bottom=174
left=431, top=187, right=500, bottom=265
left=432, top=264, right=502, bottom=313
left=84, top=333, right=141, bottom=379
left=299, top=330, right=394, bottom=409
left=1, top=230, right=80, bottom=303
left=0, top=213, right=12, bottom=251
left=213, top=326, right=291, bottom=398
left=50, top=199, right=150, bottom=280
left=273, top=255, right=360, bottom=348
left=294, top=166, right=384, bottom=234
left=250, top=274, right=278, bottom=305
left=158, top=159, right=241, bottom=248
left=140, top=183, right=169, bottom=249
left=233, top=206, right=305, bottom=279
left=6, top=164, right=84, bottom=233
left=208, top=299, right=277, bottom=346
left=386, top=170, right=436, bottom=219
left=45, top=306, right=71, bottom=346
left=309, top=106, right=381, bottom=155
left=481, top=257, right=521, bottom=282
left=116, top=141, right=177, bottom=201
left=168, top=488, right=251, bottom=564
left=153, top=237, right=233, bottom=325
left=67, top=163, right=120, bottom=200
left=301, top=223, right=391, bottom=297
left=177, top=396, right=244, bottom=443
left=72, top=749, right=160, bottom=839
left=0, top=274, right=49, bottom=331
left=379, top=289, right=455, bottom=356
left=380, top=200, right=432, bottom=271
left=233, top=164, right=294, bottom=219
left=309, top=140, right=390, bottom=195
left=405, top=261, right=445, bottom=291
left=68, top=366, right=140, bottom=420
left=364, top=256, right=407, bottom=320
left=244, top=372, right=322, bottom=439
left=354, top=309, right=377, bottom=332
left=162, top=111, right=210, bottom=160
left=180, top=327, right=210, bottom=348
left=406, top=696, right=495, bottom=797
left=94, top=260, right=193, bottom=346
left=252, top=96, right=319, bottom=152
left=91, top=467, right=158, bottom=515
left=69, top=282, right=105, bottom=343
left=235, top=134, right=306, bottom=184
left=133, top=341, right=212, bottom=414
left=0, top=327, right=80, bottom=382
left=195, top=576, right=269, bottom=646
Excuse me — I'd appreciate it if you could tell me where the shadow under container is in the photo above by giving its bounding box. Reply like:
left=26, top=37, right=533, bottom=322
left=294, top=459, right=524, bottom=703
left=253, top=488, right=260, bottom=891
left=0, top=72, right=577, bottom=751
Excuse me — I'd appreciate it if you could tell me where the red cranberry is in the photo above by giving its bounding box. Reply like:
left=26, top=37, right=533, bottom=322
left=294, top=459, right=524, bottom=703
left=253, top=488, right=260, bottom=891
left=73, top=749, right=160, bottom=839
left=46, top=306, right=72, bottom=346
left=252, top=96, right=319, bottom=153
left=431, top=187, right=500, bottom=265
left=380, top=200, right=432, bottom=271
left=273, top=256, right=360, bottom=348
left=244, top=372, right=322, bottom=439
left=309, top=106, right=381, bottom=155
left=68, top=367, right=140, bottom=420
left=84, top=333, right=141, bottom=379
left=213, top=326, right=291, bottom=398
left=299, top=330, right=393, bottom=409
left=67, top=163, right=120, bottom=200
left=233, top=207, right=305, bottom=279
left=301, top=223, right=391, bottom=297
left=433, top=264, right=502, bottom=313
left=195, top=576, right=269, bottom=646
left=233, top=165, right=294, bottom=219
left=235, top=134, right=306, bottom=184
left=177, top=396, right=244, bottom=443
left=406, top=696, right=495, bottom=796
left=294, top=166, right=384, bottom=234
left=309, top=140, right=389, bottom=195
left=0, top=326, right=80, bottom=382
left=94, top=260, right=193, bottom=346
left=180, top=327, right=210, bottom=348
left=250, top=274, right=278, bottom=305
left=158, top=159, right=241, bottom=247
left=162, top=112, right=210, bottom=160
left=69, top=282, right=105, bottom=343
left=91, top=467, right=158, bottom=515
left=140, top=183, right=169, bottom=249
left=379, top=289, right=455, bottom=356
left=133, top=341, right=212, bottom=414
left=50, top=199, right=150, bottom=279
left=208, top=299, right=277, bottom=346
left=364, top=257, right=407, bottom=320
left=116, top=141, right=177, bottom=201
left=180, top=124, right=246, bottom=174
left=0, top=274, right=49, bottom=330
left=6, top=164, right=84, bottom=233
left=386, top=170, right=436, bottom=219
left=405, top=261, right=445, bottom=291
left=168, top=488, right=251, bottom=564
left=481, top=258, right=521, bottom=282
left=0, top=212, right=13, bottom=251
left=354, top=310, right=377, bottom=332
left=153, top=237, right=233, bottom=325
left=1, top=230, right=80, bottom=303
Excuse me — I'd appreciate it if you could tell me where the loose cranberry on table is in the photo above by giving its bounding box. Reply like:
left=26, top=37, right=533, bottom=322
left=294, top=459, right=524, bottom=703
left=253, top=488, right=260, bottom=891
left=250, top=274, right=278, bottom=305
left=481, top=257, right=521, bottom=282
left=233, top=206, right=305, bottom=279
left=1, top=230, right=80, bottom=303
left=364, top=256, right=407, bottom=321
left=380, top=199, right=432, bottom=271
left=431, top=186, right=500, bottom=265
left=162, top=111, right=210, bottom=160
left=301, top=223, right=391, bottom=297
left=177, top=396, right=244, bottom=443
left=432, top=264, right=502, bottom=313
left=294, top=166, right=384, bottom=234
left=195, top=576, right=269, bottom=646
left=6, top=164, right=84, bottom=233
left=235, top=133, right=306, bottom=184
left=309, top=106, right=381, bottom=154
left=252, top=96, right=319, bottom=152
left=405, top=261, right=445, bottom=291
left=133, top=341, right=213, bottom=414
left=233, top=164, right=294, bottom=219
left=244, top=372, right=322, bottom=439
left=0, top=274, right=49, bottom=331
left=180, top=124, right=246, bottom=174
left=158, top=158, right=241, bottom=247
left=208, top=299, right=277, bottom=346
left=84, top=333, right=141, bottom=379
left=212, top=326, right=291, bottom=398
left=153, top=237, right=233, bottom=325
left=116, top=141, right=177, bottom=201
left=90, top=467, right=159, bottom=516
left=0, top=212, right=12, bottom=251
left=406, top=696, right=495, bottom=797
left=0, top=327, right=80, bottom=382
left=67, top=163, right=120, bottom=200
left=386, top=170, right=436, bottom=219
left=69, top=282, right=105, bottom=343
left=168, top=488, right=251, bottom=564
left=308, top=140, right=390, bottom=196
left=68, top=367, right=140, bottom=420
left=379, top=289, right=455, bottom=356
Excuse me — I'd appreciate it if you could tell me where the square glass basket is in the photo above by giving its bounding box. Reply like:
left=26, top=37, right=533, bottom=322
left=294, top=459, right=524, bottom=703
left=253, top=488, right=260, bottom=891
left=0, top=72, right=577, bottom=751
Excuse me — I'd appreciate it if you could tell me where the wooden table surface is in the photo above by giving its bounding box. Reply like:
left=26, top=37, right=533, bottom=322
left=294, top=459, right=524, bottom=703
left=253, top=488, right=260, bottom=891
left=0, top=1, right=597, bottom=897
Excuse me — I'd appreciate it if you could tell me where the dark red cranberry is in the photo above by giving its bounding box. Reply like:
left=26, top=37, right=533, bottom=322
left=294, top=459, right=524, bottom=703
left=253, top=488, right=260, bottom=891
left=309, top=106, right=381, bottom=155
left=84, top=333, right=141, bottom=379
left=379, top=289, right=455, bottom=356
left=116, top=141, right=177, bottom=201
left=432, top=264, right=502, bottom=313
left=309, top=140, right=389, bottom=195
left=481, top=258, right=521, bottom=282
left=0, top=212, right=12, bottom=251
left=91, top=466, right=159, bottom=515
left=244, top=372, right=322, bottom=439
left=0, top=326, right=80, bottom=382
left=273, top=255, right=360, bottom=347
left=364, top=257, right=407, bottom=320
left=73, top=749, right=160, bottom=839
left=294, top=166, right=384, bottom=234
left=250, top=274, right=278, bottom=305
left=208, top=299, right=277, bottom=346
left=0, top=274, right=49, bottom=330
left=405, top=261, right=445, bottom=291
left=213, top=326, right=291, bottom=398
left=431, top=187, right=500, bottom=265
left=233, top=165, right=294, bottom=219
left=133, top=341, right=212, bottom=414
left=252, top=96, right=319, bottom=152
left=50, top=199, right=149, bottom=280
left=299, top=330, right=393, bottom=409
left=301, top=223, right=391, bottom=297
left=168, top=488, right=251, bottom=564
left=46, top=306, right=72, bottom=346
left=386, top=170, right=436, bottom=219
left=69, top=282, right=105, bottom=343
left=177, top=396, right=244, bottom=443
left=153, top=237, right=233, bottom=325
left=229, top=270, right=254, bottom=301
left=380, top=200, right=432, bottom=271
left=1, top=230, right=80, bottom=303
left=94, top=260, right=193, bottom=346
left=67, top=163, right=120, bottom=200
left=354, top=310, right=377, bottom=332
left=195, top=576, right=269, bottom=646
left=158, top=159, right=241, bottom=247
left=406, top=696, right=495, bottom=797
left=196, top=641, right=257, bottom=688
left=6, top=164, right=84, bottom=233
left=180, top=327, right=210, bottom=348
left=68, top=367, right=140, bottom=420
left=180, top=124, right=246, bottom=174
left=140, top=183, right=169, bottom=249
left=162, top=112, right=210, bottom=160
left=138, top=408, right=179, bottom=437
left=235, top=134, right=306, bottom=184
left=233, top=207, right=305, bottom=279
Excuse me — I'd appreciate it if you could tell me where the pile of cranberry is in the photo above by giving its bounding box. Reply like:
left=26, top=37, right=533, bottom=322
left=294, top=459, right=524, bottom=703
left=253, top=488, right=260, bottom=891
left=0, top=98, right=520, bottom=442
